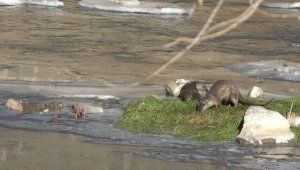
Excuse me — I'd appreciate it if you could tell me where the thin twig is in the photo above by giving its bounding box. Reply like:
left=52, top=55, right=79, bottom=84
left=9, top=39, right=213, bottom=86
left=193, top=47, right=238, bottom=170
left=145, top=0, right=225, bottom=82
left=287, top=101, right=294, bottom=119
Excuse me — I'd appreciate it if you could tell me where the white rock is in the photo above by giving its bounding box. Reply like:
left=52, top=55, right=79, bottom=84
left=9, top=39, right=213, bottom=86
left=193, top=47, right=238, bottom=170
left=74, top=103, right=103, bottom=113
left=5, top=99, right=24, bottom=112
left=237, top=106, right=294, bottom=145
left=165, top=79, right=190, bottom=97
left=122, top=0, right=139, bottom=6
left=43, top=109, right=49, bottom=113
left=292, top=117, right=300, bottom=127
left=287, top=113, right=300, bottom=127
left=248, top=86, right=263, bottom=98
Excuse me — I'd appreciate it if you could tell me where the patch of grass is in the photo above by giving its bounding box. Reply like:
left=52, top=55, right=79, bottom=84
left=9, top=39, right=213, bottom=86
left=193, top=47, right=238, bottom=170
left=117, top=96, right=300, bottom=142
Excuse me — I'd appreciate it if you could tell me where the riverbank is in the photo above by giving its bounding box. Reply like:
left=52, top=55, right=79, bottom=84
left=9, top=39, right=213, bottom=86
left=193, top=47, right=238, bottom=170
left=0, top=82, right=300, bottom=169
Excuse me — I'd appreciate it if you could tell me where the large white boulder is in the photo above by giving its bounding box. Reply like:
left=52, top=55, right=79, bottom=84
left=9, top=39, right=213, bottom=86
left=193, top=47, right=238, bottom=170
left=237, top=106, right=294, bottom=145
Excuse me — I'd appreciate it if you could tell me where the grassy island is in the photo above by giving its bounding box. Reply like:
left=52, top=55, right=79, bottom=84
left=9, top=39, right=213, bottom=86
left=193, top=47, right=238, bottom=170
left=117, top=96, right=300, bottom=142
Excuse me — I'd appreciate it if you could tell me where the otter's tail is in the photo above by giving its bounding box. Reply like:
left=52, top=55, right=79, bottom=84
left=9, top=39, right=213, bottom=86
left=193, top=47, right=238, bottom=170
left=238, top=94, right=274, bottom=106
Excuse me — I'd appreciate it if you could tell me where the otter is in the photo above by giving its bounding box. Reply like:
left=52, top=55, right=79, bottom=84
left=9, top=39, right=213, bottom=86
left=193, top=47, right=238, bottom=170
left=178, top=81, right=208, bottom=101
left=196, top=80, right=274, bottom=112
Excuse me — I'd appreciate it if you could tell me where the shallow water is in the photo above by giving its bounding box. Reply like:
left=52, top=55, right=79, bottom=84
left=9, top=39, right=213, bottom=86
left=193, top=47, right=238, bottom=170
left=0, top=0, right=300, bottom=169
left=1, top=127, right=233, bottom=170
left=0, top=0, right=299, bottom=92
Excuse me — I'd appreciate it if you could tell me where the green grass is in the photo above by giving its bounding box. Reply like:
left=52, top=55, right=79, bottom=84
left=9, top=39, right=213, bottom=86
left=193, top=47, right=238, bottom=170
left=117, top=96, right=300, bottom=142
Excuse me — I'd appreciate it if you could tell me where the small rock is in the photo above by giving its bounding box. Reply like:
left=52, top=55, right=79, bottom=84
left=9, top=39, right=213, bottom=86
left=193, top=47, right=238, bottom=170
left=5, top=99, right=24, bottom=112
left=5, top=99, right=64, bottom=113
left=165, top=79, right=190, bottom=97
left=73, top=103, right=103, bottom=114
left=274, top=64, right=297, bottom=74
left=237, top=106, right=294, bottom=145
left=248, top=86, right=263, bottom=98
left=43, top=109, right=49, bottom=113
left=286, top=102, right=300, bottom=127
left=289, top=116, right=300, bottom=127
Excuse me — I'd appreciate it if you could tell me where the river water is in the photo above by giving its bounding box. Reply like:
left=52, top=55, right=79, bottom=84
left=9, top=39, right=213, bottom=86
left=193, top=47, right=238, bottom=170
left=0, top=0, right=300, bottom=169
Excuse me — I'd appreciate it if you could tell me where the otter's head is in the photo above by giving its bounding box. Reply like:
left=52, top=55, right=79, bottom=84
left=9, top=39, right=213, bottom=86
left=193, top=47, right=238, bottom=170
left=196, top=99, right=214, bottom=112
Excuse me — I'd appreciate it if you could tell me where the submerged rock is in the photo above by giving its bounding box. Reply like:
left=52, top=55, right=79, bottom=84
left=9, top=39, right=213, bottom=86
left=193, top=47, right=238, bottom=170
left=5, top=99, right=24, bottom=112
left=237, top=106, right=294, bottom=145
left=4, top=99, right=64, bottom=113
left=248, top=86, right=263, bottom=98
left=72, top=103, right=103, bottom=114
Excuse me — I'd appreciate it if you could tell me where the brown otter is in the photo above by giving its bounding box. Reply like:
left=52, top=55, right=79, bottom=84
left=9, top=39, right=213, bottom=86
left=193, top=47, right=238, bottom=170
left=196, top=80, right=274, bottom=112
left=178, top=81, right=208, bottom=101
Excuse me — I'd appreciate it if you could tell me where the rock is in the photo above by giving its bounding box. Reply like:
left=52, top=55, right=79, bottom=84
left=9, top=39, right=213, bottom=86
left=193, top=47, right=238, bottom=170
left=248, top=86, right=263, bottom=98
left=289, top=116, right=300, bottom=127
left=286, top=102, right=300, bottom=127
left=73, top=103, right=103, bottom=114
left=165, top=79, right=190, bottom=97
left=274, top=64, right=297, bottom=73
left=5, top=99, right=24, bottom=112
left=109, top=0, right=140, bottom=6
left=237, top=106, right=294, bottom=145
left=4, top=99, right=64, bottom=113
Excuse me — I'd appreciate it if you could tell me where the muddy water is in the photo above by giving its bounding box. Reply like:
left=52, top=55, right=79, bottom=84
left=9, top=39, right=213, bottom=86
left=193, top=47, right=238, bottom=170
left=0, top=0, right=300, bottom=169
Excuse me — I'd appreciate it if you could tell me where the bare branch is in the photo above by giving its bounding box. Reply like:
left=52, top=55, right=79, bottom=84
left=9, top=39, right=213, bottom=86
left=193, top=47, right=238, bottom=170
left=145, top=0, right=225, bottom=82
left=145, top=0, right=264, bottom=82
